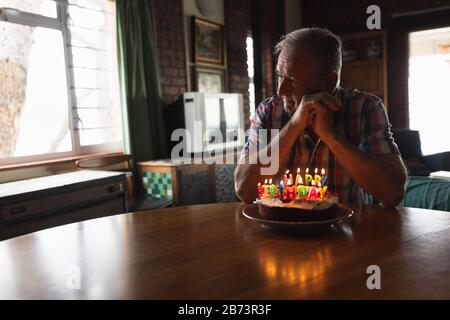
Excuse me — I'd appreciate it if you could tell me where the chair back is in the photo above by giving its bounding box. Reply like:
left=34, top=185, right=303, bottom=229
left=392, top=129, right=423, bottom=158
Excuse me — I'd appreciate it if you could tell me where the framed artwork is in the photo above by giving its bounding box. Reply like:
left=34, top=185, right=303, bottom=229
left=195, top=67, right=226, bottom=93
left=192, top=16, right=226, bottom=67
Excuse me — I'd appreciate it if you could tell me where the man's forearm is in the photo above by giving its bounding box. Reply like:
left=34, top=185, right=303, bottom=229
left=234, top=120, right=301, bottom=202
left=322, top=131, right=406, bottom=207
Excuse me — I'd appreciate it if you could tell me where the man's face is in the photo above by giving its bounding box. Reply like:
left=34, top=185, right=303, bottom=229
left=276, top=48, right=326, bottom=115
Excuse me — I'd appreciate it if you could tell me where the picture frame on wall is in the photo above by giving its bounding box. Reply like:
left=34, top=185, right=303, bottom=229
left=192, top=16, right=226, bottom=67
left=195, top=67, right=226, bottom=93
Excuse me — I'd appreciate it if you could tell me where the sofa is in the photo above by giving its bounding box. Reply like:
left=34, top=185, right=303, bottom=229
left=392, top=129, right=450, bottom=211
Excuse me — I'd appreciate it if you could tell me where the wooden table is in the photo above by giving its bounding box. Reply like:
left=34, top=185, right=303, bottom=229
left=1, top=202, right=450, bottom=299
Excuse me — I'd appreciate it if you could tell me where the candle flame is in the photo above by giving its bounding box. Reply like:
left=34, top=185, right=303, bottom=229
left=306, top=168, right=309, bottom=173
left=280, top=180, right=284, bottom=185
left=318, top=182, right=321, bottom=187
left=297, top=167, right=300, bottom=173
left=264, top=179, right=268, bottom=184
left=314, top=168, right=318, bottom=174
left=321, top=168, right=325, bottom=175
left=285, top=169, right=289, bottom=174
left=258, top=182, right=261, bottom=186
left=299, top=176, right=303, bottom=184
left=269, top=178, right=272, bottom=184
left=311, top=180, right=315, bottom=186
left=287, top=178, right=292, bottom=186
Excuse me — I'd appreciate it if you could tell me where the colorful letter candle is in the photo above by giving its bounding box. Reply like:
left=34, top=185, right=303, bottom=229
left=255, top=166, right=336, bottom=207
left=305, top=168, right=313, bottom=186
left=295, top=168, right=302, bottom=186
left=287, top=179, right=295, bottom=200
left=319, top=183, right=328, bottom=200
left=269, top=179, right=277, bottom=198
left=314, top=168, right=322, bottom=185
left=278, top=180, right=285, bottom=200
left=257, top=182, right=263, bottom=199
left=283, top=170, right=289, bottom=185
left=262, top=179, right=269, bottom=199
left=297, top=185, right=308, bottom=198
left=321, top=168, right=328, bottom=186
left=308, top=185, right=319, bottom=199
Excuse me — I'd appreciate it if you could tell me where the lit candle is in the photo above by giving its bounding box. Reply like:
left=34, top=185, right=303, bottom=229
left=319, top=182, right=328, bottom=200
left=314, top=167, right=322, bottom=185
left=283, top=170, right=289, bottom=186
left=257, top=182, right=263, bottom=199
left=278, top=180, right=285, bottom=200
left=287, top=178, right=295, bottom=200
left=305, top=168, right=313, bottom=186
left=297, top=185, right=308, bottom=198
left=308, top=185, right=319, bottom=199
left=262, top=179, right=269, bottom=199
left=294, top=168, right=302, bottom=186
left=269, top=178, right=277, bottom=198
left=321, top=168, right=328, bottom=186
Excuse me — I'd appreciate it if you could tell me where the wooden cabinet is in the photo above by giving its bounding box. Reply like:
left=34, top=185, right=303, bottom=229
left=0, top=170, right=128, bottom=240
left=137, top=158, right=239, bottom=206
left=340, top=30, right=388, bottom=107
left=137, top=160, right=215, bottom=206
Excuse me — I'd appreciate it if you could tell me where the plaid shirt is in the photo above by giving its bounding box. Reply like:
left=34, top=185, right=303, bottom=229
left=241, top=87, right=400, bottom=203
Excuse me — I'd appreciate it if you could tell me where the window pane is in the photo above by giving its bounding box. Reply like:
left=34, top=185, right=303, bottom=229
left=409, top=27, right=450, bottom=155
left=72, top=47, right=114, bottom=69
left=68, top=0, right=123, bottom=148
left=68, top=5, right=115, bottom=32
left=74, top=88, right=120, bottom=108
left=0, top=0, right=57, bottom=18
left=70, top=26, right=115, bottom=51
left=73, top=67, right=118, bottom=89
left=69, top=0, right=115, bottom=15
left=0, top=22, right=71, bottom=158
left=76, top=108, right=122, bottom=129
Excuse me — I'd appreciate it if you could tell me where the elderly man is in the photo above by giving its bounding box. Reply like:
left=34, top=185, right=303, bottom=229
left=234, top=28, right=406, bottom=207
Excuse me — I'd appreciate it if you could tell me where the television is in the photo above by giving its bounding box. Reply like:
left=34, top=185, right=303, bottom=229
left=165, top=92, right=245, bottom=154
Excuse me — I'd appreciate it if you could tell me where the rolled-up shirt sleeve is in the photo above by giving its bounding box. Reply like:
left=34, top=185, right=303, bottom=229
left=359, top=99, right=400, bottom=155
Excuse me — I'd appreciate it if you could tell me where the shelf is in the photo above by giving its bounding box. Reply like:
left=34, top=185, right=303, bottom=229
left=340, top=30, right=388, bottom=108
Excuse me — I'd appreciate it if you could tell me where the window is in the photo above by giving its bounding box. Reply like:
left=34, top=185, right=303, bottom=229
left=246, top=35, right=256, bottom=120
left=409, top=27, right=450, bottom=155
left=0, top=0, right=124, bottom=165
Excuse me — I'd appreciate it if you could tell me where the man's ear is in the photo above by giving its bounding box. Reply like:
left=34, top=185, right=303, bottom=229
left=325, top=72, right=338, bottom=93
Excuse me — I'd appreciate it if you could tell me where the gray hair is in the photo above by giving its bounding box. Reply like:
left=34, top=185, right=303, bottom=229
left=274, top=28, right=342, bottom=76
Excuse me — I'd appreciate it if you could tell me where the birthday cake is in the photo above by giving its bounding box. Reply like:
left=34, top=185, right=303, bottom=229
left=255, top=168, right=339, bottom=222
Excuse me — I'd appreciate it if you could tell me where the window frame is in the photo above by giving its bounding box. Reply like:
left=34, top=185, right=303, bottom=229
left=0, top=0, right=123, bottom=166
